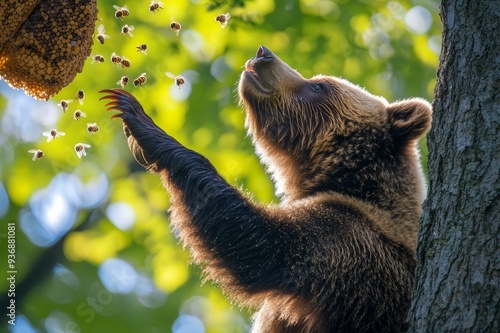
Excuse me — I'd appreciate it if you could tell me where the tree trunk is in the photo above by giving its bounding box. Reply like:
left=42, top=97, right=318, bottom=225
left=408, top=0, right=500, bottom=332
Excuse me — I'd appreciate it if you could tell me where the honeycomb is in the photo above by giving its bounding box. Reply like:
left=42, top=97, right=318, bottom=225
left=0, top=0, right=99, bottom=100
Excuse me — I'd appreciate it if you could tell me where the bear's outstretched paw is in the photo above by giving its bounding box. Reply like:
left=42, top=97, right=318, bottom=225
left=99, top=89, right=159, bottom=171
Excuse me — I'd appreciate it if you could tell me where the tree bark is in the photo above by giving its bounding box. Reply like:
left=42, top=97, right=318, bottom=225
left=408, top=0, right=500, bottom=332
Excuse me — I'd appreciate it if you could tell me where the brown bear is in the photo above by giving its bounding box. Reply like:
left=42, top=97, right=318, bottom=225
left=100, top=45, right=432, bottom=333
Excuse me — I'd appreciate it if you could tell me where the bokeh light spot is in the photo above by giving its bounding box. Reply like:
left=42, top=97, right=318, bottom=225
left=98, top=258, right=138, bottom=294
left=172, top=314, right=205, bottom=333
left=405, top=6, right=432, bottom=35
left=106, top=202, right=136, bottom=231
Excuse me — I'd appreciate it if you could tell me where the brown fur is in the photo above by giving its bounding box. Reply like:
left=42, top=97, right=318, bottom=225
left=100, top=46, right=432, bottom=333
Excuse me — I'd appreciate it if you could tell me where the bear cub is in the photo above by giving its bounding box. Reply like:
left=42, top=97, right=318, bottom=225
left=101, top=45, right=432, bottom=333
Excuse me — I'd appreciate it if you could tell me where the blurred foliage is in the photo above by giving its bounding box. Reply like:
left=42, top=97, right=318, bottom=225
left=0, top=0, right=440, bottom=332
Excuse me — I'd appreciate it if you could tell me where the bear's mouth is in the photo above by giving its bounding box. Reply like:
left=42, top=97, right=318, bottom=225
left=243, top=62, right=272, bottom=94
left=245, top=63, right=257, bottom=76
left=241, top=46, right=275, bottom=94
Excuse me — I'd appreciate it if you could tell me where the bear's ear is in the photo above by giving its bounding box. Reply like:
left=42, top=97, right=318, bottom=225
left=387, top=98, right=432, bottom=143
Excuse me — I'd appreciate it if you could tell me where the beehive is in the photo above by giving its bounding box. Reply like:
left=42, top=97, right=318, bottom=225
left=0, top=0, right=98, bottom=100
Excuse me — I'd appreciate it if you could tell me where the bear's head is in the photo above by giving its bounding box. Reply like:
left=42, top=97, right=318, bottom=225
left=239, top=46, right=432, bottom=251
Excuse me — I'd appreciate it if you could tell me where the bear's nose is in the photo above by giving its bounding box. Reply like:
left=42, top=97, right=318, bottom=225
left=256, top=46, right=273, bottom=59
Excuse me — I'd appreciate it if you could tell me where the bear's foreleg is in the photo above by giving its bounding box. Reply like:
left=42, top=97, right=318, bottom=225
left=100, top=89, right=303, bottom=300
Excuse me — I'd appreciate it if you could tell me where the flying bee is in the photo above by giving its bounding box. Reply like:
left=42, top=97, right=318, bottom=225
left=75, top=90, right=85, bottom=105
left=57, top=99, right=73, bottom=112
left=113, top=5, right=129, bottom=19
left=87, top=123, right=100, bottom=134
left=170, top=20, right=181, bottom=36
left=111, top=52, right=122, bottom=65
left=121, top=24, right=134, bottom=37
left=42, top=129, right=66, bottom=142
left=117, top=75, right=129, bottom=88
left=28, top=149, right=44, bottom=161
left=133, top=72, right=147, bottom=87
left=136, top=43, right=147, bottom=55
left=73, top=110, right=87, bottom=120
left=74, top=143, right=91, bottom=158
left=120, top=57, right=131, bottom=68
left=149, top=1, right=163, bottom=13
left=166, top=72, right=186, bottom=89
left=95, top=24, right=110, bottom=44
left=215, top=12, right=231, bottom=28
left=91, top=54, right=105, bottom=64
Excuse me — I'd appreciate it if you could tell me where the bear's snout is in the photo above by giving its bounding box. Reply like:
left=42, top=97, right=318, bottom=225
left=256, top=46, right=274, bottom=59
left=240, top=46, right=305, bottom=99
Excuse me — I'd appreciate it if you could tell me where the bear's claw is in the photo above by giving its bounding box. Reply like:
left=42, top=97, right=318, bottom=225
left=99, top=88, right=161, bottom=171
left=99, top=88, right=145, bottom=119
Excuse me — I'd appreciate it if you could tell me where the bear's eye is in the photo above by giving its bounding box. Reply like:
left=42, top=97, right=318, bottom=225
left=310, top=83, right=325, bottom=92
